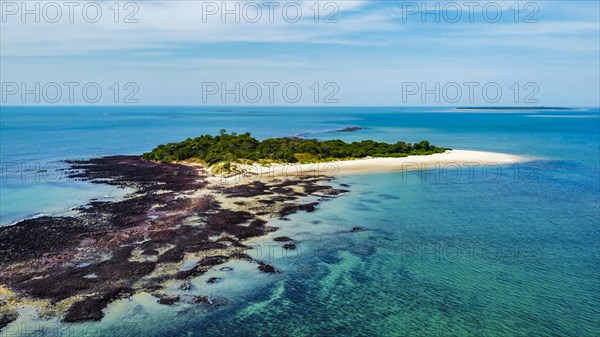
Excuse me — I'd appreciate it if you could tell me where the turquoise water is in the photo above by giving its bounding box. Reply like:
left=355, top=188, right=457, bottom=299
left=0, top=107, right=599, bottom=336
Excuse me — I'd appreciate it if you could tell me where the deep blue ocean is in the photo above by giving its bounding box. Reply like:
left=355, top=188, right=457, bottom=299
left=0, top=106, right=599, bottom=336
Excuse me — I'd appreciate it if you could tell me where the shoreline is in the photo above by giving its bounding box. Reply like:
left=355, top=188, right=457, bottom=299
left=204, top=150, right=526, bottom=184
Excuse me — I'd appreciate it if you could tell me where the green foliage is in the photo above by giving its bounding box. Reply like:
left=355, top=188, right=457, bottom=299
left=142, top=132, right=450, bottom=164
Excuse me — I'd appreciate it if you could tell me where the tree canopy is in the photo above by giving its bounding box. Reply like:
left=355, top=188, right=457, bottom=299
left=142, top=131, right=449, bottom=165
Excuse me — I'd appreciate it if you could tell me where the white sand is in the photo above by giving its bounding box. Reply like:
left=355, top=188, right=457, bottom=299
left=203, top=150, right=526, bottom=184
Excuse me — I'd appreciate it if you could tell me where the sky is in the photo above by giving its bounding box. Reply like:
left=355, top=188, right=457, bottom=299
left=1, top=0, right=599, bottom=106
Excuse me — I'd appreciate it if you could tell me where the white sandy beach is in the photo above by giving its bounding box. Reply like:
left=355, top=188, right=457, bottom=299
left=204, top=150, right=525, bottom=184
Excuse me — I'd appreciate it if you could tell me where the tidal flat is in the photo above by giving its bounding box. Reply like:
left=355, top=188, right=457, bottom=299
left=0, top=156, right=348, bottom=328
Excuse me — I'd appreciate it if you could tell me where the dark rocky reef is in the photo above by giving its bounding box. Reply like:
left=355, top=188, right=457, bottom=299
left=193, top=296, right=212, bottom=304
left=64, top=288, right=134, bottom=322
left=0, top=155, right=343, bottom=325
left=0, top=310, right=19, bottom=330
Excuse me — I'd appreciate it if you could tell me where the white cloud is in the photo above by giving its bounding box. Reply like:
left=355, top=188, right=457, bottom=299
left=1, top=0, right=396, bottom=56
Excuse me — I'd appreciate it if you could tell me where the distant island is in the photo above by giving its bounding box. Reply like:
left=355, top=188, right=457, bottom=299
left=456, top=107, right=576, bottom=110
left=142, top=130, right=449, bottom=171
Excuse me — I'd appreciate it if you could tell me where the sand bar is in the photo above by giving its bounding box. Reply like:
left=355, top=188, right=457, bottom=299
left=205, top=150, right=526, bottom=184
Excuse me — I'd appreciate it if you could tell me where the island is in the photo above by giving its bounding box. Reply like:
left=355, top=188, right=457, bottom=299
left=142, top=130, right=449, bottom=172
left=0, top=131, right=522, bottom=328
left=455, top=106, right=577, bottom=110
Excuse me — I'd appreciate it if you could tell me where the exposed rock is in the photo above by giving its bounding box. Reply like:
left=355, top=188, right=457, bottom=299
left=273, top=236, right=293, bottom=242
left=0, top=216, right=85, bottom=264
left=198, top=256, right=229, bottom=267
left=249, top=219, right=268, bottom=227
left=279, top=202, right=319, bottom=217
left=193, top=296, right=212, bottom=304
left=156, top=295, right=180, bottom=305
left=64, top=298, right=105, bottom=322
left=141, top=249, right=159, bottom=256
left=157, top=247, right=185, bottom=263
left=0, top=310, right=19, bottom=330
left=230, top=253, right=253, bottom=261
left=174, top=266, right=207, bottom=280
left=64, top=288, right=133, bottom=322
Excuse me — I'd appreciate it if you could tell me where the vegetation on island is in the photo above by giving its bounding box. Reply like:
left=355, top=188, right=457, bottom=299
left=142, top=130, right=450, bottom=167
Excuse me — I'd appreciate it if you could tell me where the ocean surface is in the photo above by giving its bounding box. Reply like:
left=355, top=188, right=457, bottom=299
left=0, top=106, right=599, bottom=336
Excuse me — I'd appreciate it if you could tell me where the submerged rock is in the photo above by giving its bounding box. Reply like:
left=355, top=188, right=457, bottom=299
left=258, top=262, right=277, bottom=273
left=179, top=280, right=192, bottom=291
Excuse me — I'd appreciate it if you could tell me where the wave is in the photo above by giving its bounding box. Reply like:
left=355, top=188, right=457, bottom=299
left=6, top=213, right=53, bottom=226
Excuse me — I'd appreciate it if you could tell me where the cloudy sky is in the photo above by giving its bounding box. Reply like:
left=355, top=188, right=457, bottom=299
left=1, top=0, right=599, bottom=106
